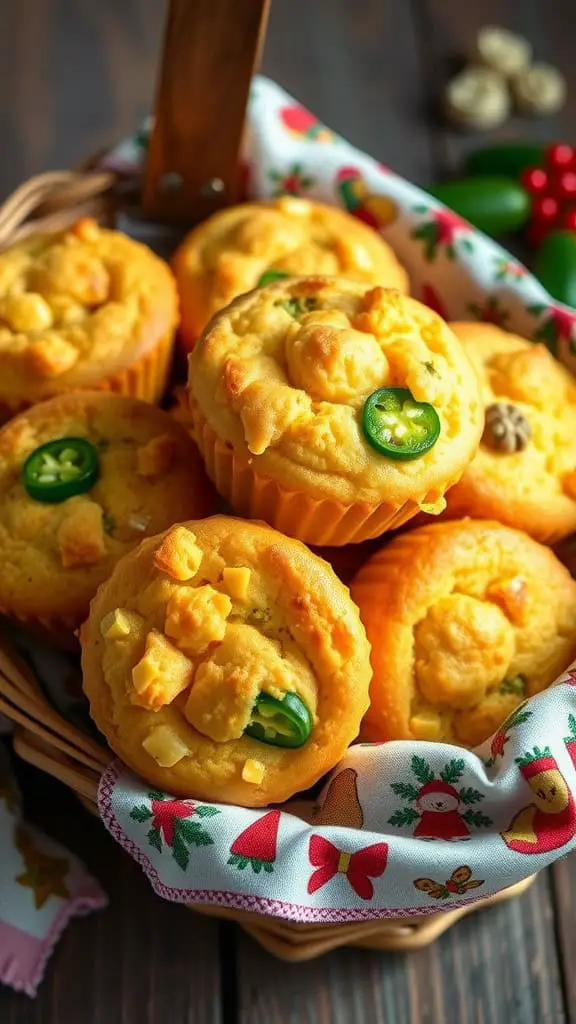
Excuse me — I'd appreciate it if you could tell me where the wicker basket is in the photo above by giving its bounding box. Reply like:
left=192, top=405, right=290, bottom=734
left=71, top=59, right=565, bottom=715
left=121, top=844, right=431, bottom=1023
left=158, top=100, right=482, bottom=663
left=0, top=634, right=535, bottom=961
left=0, top=0, right=537, bottom=960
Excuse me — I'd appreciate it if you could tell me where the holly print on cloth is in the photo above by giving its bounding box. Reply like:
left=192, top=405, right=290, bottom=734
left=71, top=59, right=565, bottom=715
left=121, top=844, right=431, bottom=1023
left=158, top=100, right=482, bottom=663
left=388, top=756, right=492, bottom=839
left=485, top=701, right=533, bottom=768
left=129, top=792, right=220, bottom=871
left=468, top=295, right=511, bottom=328
left=411, top=204, right=474, bottom=261
left=268, top=162, right=315, bottom=197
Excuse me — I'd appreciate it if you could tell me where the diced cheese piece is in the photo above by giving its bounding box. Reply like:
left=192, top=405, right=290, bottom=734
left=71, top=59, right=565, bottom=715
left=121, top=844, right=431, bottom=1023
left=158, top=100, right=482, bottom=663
left=25, top=334, right=79, bottom=378
left=153, top=526, right=203, bottom=581
left=100, top=607, right=144, bottom=640
left=131, top=630, right=195, bottom=710
left=410, top=713, right=444, bottom=742
left=57, top=499, right=106, bottom=568
left=221, top=566, right=251, bottom=602
left=71, top=217, right=101, bottom=243
left=242, top=759, right=266, bottom=785
left=143, top=725, right=190, bottom=767
left=137, top=434, right=177, bottom=478
left=165, top=585, right=231, bottom=655
left=1, top=292, right=53, bottom=332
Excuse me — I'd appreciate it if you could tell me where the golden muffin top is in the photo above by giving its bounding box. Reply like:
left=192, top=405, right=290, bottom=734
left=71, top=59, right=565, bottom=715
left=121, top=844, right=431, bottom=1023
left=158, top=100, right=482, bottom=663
left=445, top=322, right=576, bottom=542
left=81, top=516, right=372, bottom=807
left=0, top=392, right=212, bottom=627
left=189, top=279, right=484, bottom=507
left=0, top=219, right=178, bottom=402
left=351, top=519, right=576, bottom=749
left=172, top=197, right=409, bottom=342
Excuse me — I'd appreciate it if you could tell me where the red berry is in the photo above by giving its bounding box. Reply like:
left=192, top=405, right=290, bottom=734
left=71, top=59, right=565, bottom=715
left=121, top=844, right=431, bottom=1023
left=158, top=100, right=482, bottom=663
left=552, top=171, right=576, bottom=201
left=562, top=207, right=576, bottom=232
left=521, top=166, right=549, bottom=194
left=531, top=195, right=560, bottom=222
left=546, top=143, right=574, bottom=170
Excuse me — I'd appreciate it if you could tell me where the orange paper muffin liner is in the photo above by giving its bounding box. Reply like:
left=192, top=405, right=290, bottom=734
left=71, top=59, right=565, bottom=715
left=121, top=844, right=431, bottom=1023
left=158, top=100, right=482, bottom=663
left=192, top=404, right=426, bottom=546
left=0, top=329, right=174, bottom=424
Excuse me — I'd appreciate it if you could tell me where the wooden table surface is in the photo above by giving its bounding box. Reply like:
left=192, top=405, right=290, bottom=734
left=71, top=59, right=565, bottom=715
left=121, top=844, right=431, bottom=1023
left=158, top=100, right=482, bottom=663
left=0, top=1, right=575, bottom=1021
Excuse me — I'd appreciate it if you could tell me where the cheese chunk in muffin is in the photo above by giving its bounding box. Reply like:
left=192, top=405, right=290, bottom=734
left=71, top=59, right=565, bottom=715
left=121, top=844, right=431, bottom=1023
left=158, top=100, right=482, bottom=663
left=440, top=322, right=576, bottom=543
left=188, top=278, right=483, bottom=545
left=81, top=516, right=372, bottom=806
left=0, top=392, right=212, bottom=644
left=172, top=198, right=408, bottom=348
left=351, top=519, right=576, bottom=749
left=0, top=219, right=177, bottom=419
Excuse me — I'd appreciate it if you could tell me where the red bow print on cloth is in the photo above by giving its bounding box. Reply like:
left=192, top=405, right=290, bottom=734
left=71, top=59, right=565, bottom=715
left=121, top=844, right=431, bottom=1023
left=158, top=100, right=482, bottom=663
left=307, top=836, right=388, bottom=900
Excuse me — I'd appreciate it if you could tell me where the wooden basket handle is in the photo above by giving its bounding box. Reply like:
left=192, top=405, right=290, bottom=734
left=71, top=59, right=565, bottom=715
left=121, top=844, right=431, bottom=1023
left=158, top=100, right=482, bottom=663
left=142, top=0, right=270, bottom=223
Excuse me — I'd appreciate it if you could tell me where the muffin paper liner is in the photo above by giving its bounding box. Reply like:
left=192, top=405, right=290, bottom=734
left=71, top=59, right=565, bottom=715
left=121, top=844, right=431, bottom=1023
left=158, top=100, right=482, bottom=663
left=3, top=76, right=576, bottom=925
left=0, top=327, right=174, bottom=425
left=191, top=402, right=424, bottom=545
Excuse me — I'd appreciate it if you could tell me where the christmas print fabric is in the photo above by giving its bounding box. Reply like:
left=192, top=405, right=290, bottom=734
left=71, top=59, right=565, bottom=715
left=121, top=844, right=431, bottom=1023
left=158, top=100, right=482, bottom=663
left=100, top=79, right=576, bottom=918
left=100, top=667, right=576, bottom=923
left=0, top=744, right=107, bottom=996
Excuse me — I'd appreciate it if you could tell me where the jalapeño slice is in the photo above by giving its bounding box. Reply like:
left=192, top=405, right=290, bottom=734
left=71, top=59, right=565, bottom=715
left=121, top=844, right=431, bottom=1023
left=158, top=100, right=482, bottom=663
left=23, top=437, right=99, bottom=503
left=244, top=692, right=312, bottom=748
left=362, top=387, right=440, bottom=461
left=257, top=270, right=290, bottom=287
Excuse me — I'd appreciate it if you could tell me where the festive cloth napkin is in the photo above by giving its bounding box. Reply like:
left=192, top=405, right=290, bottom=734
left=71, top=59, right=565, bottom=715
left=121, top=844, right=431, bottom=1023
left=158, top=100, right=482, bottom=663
left=7, top=76, right=576, bottom=932
left=0, top=741, right=107, bottom=996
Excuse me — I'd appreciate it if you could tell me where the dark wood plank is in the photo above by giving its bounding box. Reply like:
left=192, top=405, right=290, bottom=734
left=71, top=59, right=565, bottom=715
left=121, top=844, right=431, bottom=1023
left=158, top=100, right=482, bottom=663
left=261, top=0, right=436, bottom=186
left=416, top=1, right=576, bottom=180
left=236, top=872, right=566, bottom=1024
left=0, top=761, right=223, bottom=1024
left=0, top=0, right=165, bottom=196
left=552, top=857, right=576, bottom=1024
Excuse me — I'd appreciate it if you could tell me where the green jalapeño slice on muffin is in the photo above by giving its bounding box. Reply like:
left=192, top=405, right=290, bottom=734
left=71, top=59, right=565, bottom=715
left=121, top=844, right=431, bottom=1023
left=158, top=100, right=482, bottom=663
left=23, top=437, right=100, bottom=502
left=244, top=692, right=313, bottom=748
left=362, top=387, right=441, bottom=460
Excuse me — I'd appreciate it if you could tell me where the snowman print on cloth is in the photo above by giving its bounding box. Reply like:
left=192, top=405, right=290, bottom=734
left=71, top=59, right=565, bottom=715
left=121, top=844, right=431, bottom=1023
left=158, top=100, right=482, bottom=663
left=388, top=755, right=492, bottom=840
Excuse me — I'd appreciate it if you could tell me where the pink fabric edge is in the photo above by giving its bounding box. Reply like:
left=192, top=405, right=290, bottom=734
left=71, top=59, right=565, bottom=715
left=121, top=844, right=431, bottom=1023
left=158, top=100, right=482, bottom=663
left=0, top=890, right=108, bottom=998
left=98, top=760, right=518, bottom=925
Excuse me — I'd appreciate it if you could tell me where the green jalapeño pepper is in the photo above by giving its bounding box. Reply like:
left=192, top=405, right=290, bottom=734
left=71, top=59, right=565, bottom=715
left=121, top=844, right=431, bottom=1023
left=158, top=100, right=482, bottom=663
left=257, top=269, right=290, bottom=287
left=244, top=692, right=312, bottom=748
left=23, top=437, right=99, bottom=503
left=363, top=387, right=440, bottom=460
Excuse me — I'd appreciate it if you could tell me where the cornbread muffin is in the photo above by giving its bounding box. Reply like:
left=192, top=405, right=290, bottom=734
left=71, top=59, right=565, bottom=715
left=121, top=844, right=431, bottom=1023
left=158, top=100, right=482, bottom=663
left=188, top=279, right=484, bottom=545
left=81, top=516, right=372, bottom=806
left=0, top=218, right=178, bottom=420
left=351, top=519, right=576, bottom=749
left=172, top=197, right=408, bottom=349
left=436, top=323, right=576, bottom=543
left=0, top=392, right=212, bottom=644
